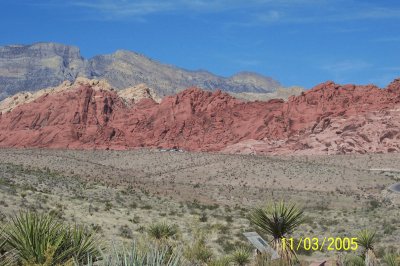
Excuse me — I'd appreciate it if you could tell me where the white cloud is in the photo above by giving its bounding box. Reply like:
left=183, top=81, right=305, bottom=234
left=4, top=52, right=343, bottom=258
left=36, top=0, right=400, bottom=23
left=372, top=36, right=400, bottom=42
left=321, top=60, right=372, bottom=73
left=63, top=0, right=333, bottom=19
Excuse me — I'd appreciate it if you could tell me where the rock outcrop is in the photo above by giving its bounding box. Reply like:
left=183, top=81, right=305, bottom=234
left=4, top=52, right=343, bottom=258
left=0, top=42, right=280, bottom=100
left=117, top=84, right=161, bottom=105
left=0, top=78, right=399, bottom=155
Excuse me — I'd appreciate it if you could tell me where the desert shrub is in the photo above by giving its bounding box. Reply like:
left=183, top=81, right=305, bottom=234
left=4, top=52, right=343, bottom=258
left=208, top=256, right=231, bottom=266
left=141, top=204, right=153, bottom=210
left=216, top=236, right=237, bottom=254
left=119, top=225, right=134, bottom=239
left=199, top=213, right=208, bottom=222
left=225, top=216, right=233, bottom=223
left=230, top=246, right=251, bottom=266
left=129, top=215, right=140, bottom=224
left=148, top=222, right=177, bottom=241
left=252, top=253, right=285, bottom=266
left=383, top=252, right=400, bottom=266
left=368, top=199, right=380, bottom=210
left=343, top=254, right=364, bottom=266
left=184, top=233, right=213, bottom=264
left=104, top=201, right=113, bottom=211
left=383, top=221, right=397, bottom=235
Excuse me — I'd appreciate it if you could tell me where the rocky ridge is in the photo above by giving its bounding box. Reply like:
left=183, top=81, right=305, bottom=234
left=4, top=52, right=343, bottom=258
left=0, top=42, right=280, bottom=99
left=0, top=78, right=399, bottom=155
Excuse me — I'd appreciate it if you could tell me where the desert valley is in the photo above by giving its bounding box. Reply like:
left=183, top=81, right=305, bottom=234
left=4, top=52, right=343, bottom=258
left=0, top=41, right=399, bottom=265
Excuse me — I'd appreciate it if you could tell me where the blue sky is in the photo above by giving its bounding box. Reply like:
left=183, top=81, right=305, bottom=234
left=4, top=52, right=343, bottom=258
left=1, top=0, right=400, bottom=89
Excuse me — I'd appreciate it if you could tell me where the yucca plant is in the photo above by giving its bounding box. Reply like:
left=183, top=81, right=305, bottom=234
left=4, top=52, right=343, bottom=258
left=2, top=211, right=100, bottom=265
left=230, top=246, right=251, bottom=266
left=100, top=242, right=143, bottom=265
left=249, top=201, right=304, bottom=265
left=147, top=222, right=177, bottom=241
left=356, top=229, right=378, bottom=266
left=62, top=224, right=100, bottom=263
left=88, top=241, right=184, bottom=266
left=0, top=227, right=15, bottom=266
left=145, top=245, right=183, bottom=266
left=0, top=226, right=6, bottom=254
left=383, top=253, right=400, bottom=266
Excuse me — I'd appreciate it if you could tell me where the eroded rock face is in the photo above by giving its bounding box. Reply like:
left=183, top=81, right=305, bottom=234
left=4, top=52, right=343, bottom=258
left=117, top=84, right=161, bottom=105
left=0, top=79, right=400, bottom=154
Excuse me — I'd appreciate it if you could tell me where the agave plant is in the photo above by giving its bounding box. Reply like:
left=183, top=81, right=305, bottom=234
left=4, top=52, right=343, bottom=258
left=356, top=229, right=378, bottom=266
left=230, top=246, right=251, bottom=266
left=2, top=211, right=100, bottom=265
left=249, top=201, right=304, bottom=265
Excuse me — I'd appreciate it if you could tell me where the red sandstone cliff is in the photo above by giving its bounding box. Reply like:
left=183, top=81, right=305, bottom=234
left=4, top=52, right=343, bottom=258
left=0, top=78, right=400, bottom=154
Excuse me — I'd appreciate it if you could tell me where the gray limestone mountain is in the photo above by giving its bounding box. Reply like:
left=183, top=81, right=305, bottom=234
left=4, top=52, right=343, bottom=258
left=0, top=42, right=282, bottom=100
left=0, top=43, right=87, bottom=99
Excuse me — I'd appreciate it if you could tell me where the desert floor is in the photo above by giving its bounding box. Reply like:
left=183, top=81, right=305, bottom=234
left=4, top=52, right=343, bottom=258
left=0, top=148, right=398, bottom=261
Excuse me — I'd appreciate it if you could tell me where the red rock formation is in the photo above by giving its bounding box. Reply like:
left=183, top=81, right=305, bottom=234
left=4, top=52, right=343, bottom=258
left=1, top=79, right=400, bottom=154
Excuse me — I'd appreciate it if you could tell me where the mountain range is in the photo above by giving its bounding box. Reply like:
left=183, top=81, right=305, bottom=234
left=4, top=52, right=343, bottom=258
left=0, top=42, right=281, bottom=100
